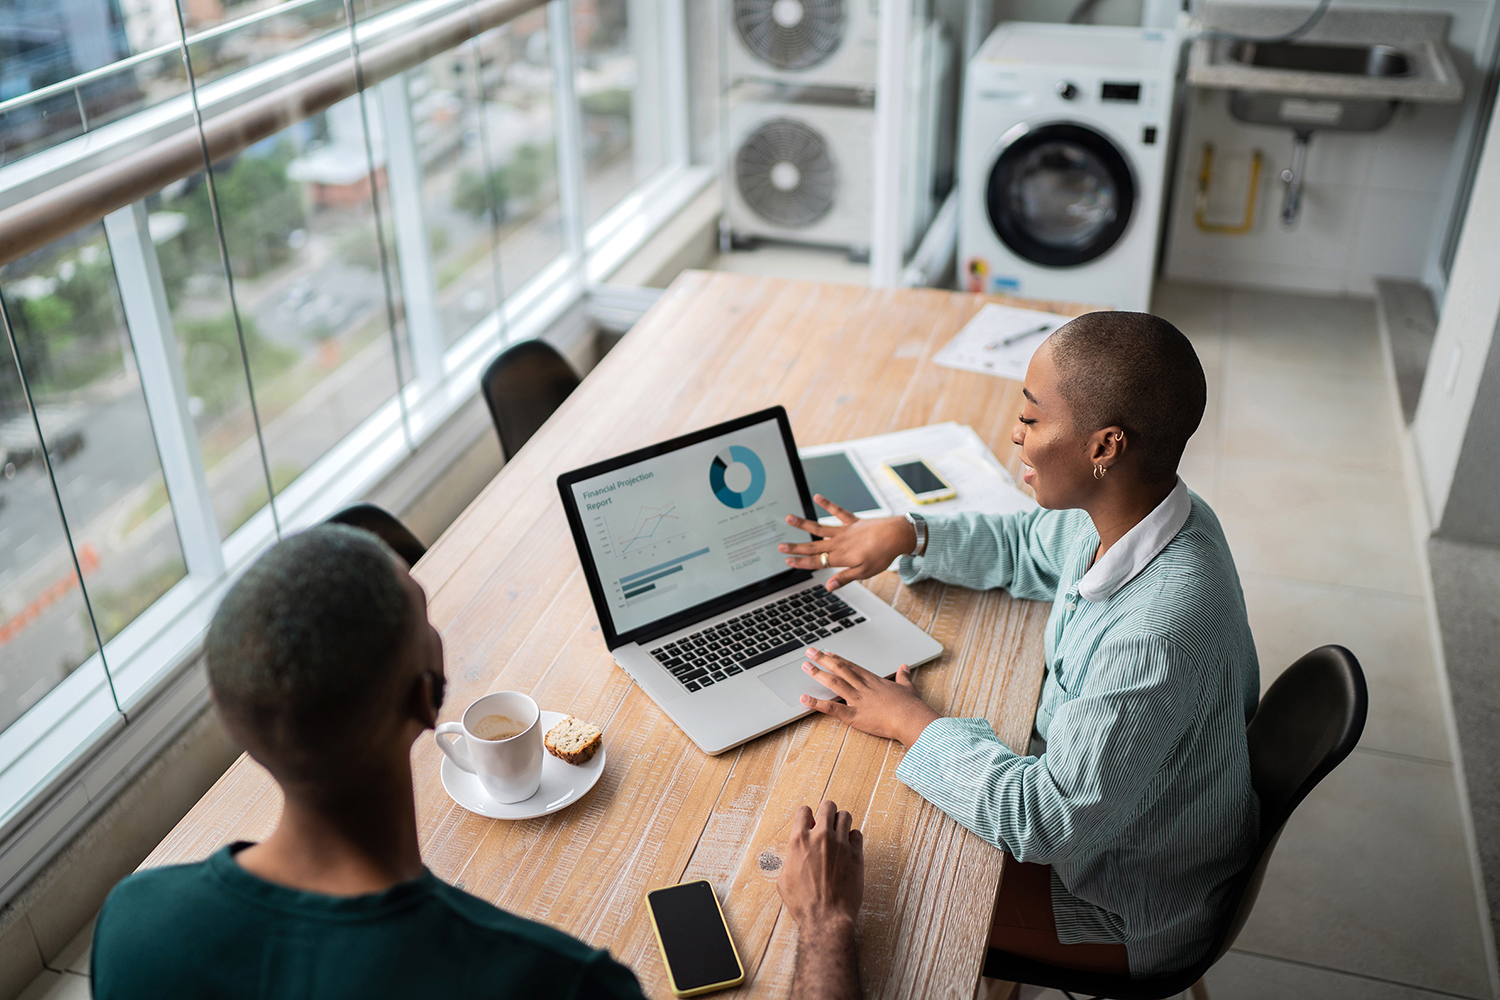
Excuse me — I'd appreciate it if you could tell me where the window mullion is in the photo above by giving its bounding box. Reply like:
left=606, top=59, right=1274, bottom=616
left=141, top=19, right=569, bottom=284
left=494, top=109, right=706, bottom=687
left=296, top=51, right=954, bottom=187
left=376, top=74, right=446, bottom=388
left=869, top=0, right=914, bottom=288
left=102, top=202, right=226, bottom=579
left=661, top=0, right=691, bottom=169
left=548, top=0, right=588, bottom=278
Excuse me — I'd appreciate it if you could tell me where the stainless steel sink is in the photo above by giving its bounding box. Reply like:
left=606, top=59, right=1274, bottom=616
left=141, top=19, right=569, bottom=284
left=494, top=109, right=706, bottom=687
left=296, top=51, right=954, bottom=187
left=1186, top=5, right=1464, bottom=227
left=1220, top=40, right=1415, bottom=78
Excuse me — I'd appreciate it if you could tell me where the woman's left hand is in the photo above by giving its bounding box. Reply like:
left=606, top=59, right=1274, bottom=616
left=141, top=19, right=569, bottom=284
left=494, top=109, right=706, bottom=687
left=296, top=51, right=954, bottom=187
left=799, top=648, right=941, bottom=746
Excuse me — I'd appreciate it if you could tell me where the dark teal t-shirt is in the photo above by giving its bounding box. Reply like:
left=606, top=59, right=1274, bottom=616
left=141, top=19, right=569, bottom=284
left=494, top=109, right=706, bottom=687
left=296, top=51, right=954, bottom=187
left=92, top=843, right=646, bottom=1000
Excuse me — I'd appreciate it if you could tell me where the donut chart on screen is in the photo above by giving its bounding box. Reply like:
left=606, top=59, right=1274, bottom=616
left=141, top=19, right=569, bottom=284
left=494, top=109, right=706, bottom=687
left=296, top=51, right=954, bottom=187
left=709, top=446, right=766, bottom=509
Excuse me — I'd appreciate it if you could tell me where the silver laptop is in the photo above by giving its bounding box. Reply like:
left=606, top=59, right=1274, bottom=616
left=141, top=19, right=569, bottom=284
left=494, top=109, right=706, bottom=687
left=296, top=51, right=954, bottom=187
left=557, top=406, right=943, bottom=755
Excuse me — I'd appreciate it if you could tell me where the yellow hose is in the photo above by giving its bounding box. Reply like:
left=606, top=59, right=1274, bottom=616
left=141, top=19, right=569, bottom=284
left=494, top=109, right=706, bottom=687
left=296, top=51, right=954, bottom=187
left=1195, top=144, right=1263, bottom=235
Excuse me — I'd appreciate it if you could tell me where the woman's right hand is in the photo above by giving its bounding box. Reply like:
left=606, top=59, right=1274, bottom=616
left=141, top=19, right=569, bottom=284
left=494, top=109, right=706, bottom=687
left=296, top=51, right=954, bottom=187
left=779, top=495, right=919, bottom=591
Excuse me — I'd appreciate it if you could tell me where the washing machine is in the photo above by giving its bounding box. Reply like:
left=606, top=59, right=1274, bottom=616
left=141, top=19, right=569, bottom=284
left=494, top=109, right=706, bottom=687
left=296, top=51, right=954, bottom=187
left=958, top=23, right=1180, bottom=311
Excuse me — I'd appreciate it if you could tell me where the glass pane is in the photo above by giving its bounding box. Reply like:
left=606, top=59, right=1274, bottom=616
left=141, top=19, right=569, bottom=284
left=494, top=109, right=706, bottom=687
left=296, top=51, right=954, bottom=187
left=574, top=0, right=667, bottom=226
left=181, top=106, right=401, bottom=528
left=0, top=224, right=191, bottom=729
left=0, top=352, right=111, bottom=733
left=177, top=0, right=351, bottom=93
left=146, top=167, right=265, bottom=539
left=488, top=14, right=566, bottom=305
left=405, top=14, right=564, bottom=349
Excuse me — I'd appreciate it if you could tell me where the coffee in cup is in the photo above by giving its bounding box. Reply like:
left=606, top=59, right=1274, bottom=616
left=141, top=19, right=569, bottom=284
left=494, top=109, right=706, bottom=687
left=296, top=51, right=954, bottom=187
left=434, top=692, right=543, bottom=802
left=471, top=714, right=527, bottom=741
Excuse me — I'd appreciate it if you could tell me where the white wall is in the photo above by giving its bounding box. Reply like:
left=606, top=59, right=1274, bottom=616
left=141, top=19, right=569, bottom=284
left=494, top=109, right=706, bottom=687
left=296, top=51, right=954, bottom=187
left=1163, top=0, right=1497, bottom=297
left=1412, top=93, right=1500, bottom=539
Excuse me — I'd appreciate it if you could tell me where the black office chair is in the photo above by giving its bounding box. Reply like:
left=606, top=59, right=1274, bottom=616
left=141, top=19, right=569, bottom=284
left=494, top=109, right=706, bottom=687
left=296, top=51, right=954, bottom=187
left=324, top=503, right=427, bottom=567
left=480, top=340, right=580, bottom=462
left=983, top=644, right=1368, bottom=1000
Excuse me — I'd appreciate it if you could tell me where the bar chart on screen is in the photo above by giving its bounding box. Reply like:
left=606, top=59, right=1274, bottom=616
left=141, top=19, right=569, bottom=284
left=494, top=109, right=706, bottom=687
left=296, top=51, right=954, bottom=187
left=617, top=547, right=712, bottom=601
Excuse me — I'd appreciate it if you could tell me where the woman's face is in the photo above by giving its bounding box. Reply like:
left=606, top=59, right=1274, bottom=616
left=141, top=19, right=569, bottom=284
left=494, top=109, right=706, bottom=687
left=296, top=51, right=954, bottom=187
left=1011, top=342, right=1097, bottom=510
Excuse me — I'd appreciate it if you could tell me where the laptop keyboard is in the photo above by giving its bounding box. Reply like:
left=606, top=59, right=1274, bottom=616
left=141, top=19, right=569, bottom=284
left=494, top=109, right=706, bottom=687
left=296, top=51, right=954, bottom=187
left=649, top=586, right=868, bottom=692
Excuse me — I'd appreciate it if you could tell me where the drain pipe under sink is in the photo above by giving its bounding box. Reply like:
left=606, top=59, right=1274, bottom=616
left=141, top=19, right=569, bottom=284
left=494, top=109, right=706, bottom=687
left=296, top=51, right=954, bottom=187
left=1280, top=128, right=1314, bottom=227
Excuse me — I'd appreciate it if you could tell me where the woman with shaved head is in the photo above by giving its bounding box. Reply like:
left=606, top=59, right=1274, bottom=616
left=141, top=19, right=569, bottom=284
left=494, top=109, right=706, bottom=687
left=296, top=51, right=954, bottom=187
left=776, top=312, right=1259, bottom=984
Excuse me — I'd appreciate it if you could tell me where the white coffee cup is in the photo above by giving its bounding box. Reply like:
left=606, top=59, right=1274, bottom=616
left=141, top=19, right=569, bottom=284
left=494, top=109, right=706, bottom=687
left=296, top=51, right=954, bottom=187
left=434, top=691, right=543, bottom=803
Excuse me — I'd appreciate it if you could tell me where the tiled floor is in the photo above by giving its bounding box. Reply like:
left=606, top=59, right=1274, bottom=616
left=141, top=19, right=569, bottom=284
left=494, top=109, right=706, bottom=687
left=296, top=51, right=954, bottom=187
left=19, top=265, right=1495, bottom=1000
left=1148, top=281, right=1492, bottom=999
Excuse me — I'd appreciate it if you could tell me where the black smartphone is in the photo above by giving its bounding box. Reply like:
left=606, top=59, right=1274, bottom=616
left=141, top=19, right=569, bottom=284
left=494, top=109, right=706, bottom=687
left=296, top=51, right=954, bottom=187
left=645, top=879, right=746, bottom=997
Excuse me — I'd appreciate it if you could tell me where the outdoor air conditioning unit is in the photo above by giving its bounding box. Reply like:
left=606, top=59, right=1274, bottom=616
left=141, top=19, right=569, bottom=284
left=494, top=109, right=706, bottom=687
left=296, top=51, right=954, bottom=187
left=723, top=22, right=951, bottom=257
left=726, top=0, right=880, bottom=89
left=725, top=94, right=875, bottom=254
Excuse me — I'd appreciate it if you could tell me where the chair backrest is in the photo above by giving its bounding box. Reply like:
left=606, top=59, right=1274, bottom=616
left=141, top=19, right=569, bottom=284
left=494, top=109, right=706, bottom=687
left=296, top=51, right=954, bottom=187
left=324, top=503, right=427, bottom=567
left=480, top=340, right=580, bottom=461
left=1211, top=644, right=1368, bottom=962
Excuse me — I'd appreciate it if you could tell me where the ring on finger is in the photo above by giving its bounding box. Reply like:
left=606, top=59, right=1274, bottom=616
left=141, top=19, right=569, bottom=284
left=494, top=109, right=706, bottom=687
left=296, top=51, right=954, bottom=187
left=820, top=551, right=830, bottom=568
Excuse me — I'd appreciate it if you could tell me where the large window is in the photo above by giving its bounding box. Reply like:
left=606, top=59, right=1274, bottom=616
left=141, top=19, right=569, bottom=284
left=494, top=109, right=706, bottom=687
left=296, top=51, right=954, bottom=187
left=0, top=0, right=705, bottom=900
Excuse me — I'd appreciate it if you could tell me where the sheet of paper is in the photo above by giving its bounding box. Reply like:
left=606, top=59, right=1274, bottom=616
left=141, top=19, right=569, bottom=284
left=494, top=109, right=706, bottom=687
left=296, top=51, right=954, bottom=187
left=933, top=303, right=1077, bottom=380
left=833, top=422, right=1036, bottom=520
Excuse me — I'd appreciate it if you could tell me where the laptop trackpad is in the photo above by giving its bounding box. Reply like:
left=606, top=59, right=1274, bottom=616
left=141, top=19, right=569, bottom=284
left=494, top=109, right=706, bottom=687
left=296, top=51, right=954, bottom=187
left=760, top=660, right=837, bottom=709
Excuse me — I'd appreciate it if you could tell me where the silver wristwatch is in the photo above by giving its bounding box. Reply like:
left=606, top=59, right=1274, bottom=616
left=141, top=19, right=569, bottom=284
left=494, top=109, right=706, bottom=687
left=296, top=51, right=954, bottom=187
left=904, top=511, right=928, bottom=557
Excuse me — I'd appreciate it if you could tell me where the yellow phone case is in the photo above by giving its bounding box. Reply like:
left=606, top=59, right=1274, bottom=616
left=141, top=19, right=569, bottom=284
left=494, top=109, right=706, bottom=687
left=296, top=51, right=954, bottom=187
left=883, top=458, right=956, bottom=504
left=646, top=880, right=746, bottom=997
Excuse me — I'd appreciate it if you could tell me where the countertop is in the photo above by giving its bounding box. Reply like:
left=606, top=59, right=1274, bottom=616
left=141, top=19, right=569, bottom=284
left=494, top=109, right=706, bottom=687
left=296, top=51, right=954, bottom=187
left=1187, top=5, right=1464, bottom=102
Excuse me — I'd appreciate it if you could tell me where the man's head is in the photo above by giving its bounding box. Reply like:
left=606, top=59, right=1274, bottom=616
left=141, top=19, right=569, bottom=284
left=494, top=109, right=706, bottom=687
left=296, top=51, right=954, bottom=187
left=206, top=525, right=444, bottom=785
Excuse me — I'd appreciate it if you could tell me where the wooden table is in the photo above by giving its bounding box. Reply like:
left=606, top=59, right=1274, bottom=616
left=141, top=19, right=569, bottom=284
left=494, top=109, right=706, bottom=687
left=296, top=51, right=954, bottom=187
left=146, top=272, right=1095, bottom=999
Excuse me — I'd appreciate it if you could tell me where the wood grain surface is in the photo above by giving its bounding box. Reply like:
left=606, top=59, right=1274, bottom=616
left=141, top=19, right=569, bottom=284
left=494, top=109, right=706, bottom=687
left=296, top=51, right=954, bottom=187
left=144, top=273, right=1098, bottom=999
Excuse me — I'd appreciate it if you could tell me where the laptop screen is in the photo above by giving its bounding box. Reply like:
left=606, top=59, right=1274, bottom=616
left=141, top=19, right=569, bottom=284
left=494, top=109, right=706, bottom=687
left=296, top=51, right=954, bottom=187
left=559, top=409, right=814, bottom=644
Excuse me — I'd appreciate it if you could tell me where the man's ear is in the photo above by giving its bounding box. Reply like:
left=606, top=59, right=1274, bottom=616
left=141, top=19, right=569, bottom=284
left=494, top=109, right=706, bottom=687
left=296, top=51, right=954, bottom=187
left=409, top=672, right=441, bottom=730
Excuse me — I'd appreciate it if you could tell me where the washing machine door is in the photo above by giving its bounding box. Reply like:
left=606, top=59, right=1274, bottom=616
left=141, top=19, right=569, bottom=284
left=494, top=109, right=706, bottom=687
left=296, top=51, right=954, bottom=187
left=986, top=123, right=1135, bottom=268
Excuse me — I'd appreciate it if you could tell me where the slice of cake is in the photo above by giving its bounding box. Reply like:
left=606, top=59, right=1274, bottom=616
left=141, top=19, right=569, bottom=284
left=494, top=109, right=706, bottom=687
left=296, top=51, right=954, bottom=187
left=544, top=716, right=603, bottom=765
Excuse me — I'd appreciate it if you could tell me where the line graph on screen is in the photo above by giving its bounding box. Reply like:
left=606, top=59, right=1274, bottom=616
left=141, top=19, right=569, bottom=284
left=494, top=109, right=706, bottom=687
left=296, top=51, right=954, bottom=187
left=614, top=502, right=689, bottom=553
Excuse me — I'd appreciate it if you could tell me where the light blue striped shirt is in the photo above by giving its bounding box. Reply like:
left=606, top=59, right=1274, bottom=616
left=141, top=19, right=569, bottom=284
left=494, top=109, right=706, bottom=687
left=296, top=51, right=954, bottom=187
left=894, top=481, right=1260, bottom=976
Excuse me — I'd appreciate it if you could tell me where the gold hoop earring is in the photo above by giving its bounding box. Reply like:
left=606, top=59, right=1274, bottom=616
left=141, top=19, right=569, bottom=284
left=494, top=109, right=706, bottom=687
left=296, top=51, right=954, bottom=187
left=1094, top=465, right=1106, bottom=480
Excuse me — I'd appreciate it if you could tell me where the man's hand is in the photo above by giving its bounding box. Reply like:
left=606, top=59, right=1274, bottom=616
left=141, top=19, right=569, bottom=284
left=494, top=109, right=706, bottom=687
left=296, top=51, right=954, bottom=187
left=800, top=649, right=941, bottom=746
left=778, top=496, right=917, bottom=591
left=779, top=801, right=865, bottom=1000
left=778, top=800, right=864, bottom=930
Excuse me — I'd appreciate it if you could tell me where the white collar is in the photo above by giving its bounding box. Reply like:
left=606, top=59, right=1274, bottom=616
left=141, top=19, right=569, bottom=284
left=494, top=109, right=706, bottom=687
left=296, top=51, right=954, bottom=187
left=1076, top=478, right=1191, bottom=603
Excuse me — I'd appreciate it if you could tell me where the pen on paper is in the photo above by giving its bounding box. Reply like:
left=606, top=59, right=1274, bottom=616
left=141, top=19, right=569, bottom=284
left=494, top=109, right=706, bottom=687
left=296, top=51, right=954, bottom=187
left=992, top=323, right=1053, bottom=348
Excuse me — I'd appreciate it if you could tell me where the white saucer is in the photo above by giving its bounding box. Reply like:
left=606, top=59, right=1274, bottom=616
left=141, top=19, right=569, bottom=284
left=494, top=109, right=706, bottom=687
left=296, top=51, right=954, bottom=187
left=440, top=711, right=606, bottom=820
